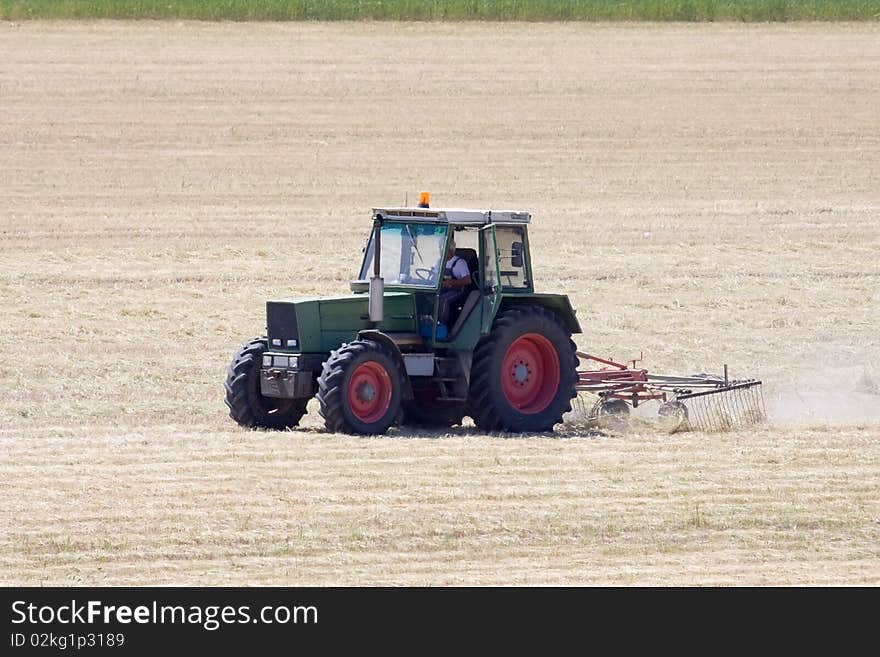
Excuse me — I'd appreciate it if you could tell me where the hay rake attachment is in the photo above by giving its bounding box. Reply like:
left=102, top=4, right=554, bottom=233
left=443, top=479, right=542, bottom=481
left=571, top=351, right=766, bottom=432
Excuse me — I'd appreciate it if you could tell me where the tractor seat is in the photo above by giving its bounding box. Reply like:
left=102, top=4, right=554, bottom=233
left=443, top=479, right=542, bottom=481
left=454, top=247, right=479, bottom=290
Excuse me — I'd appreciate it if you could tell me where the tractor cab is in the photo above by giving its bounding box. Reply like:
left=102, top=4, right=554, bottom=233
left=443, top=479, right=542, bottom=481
left=351, top=204, right=534, bottom=342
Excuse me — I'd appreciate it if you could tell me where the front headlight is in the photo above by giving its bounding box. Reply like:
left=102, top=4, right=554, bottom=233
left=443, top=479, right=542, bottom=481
left=262, top=355, right=272, bottom=367
left=288, top=356, right=299, bottom=369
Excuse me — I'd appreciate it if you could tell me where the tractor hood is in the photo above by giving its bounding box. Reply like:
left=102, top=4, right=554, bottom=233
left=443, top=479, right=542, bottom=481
left=266, top=292, right=417, bottom=354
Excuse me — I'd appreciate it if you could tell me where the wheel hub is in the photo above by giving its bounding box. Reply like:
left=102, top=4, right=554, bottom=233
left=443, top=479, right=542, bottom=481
left=347, top=360, right=392, bottom=424
left=500, top=333, right=561, bottom=414
left=513, top=362, right=530, bottom=385
left=358, top=382, right=376, bottom=402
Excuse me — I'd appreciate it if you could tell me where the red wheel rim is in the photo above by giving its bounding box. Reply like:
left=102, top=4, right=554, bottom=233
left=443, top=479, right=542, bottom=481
left=501, top=333, right=560, bottom=414
left=347, top=361, right=393, bottom=423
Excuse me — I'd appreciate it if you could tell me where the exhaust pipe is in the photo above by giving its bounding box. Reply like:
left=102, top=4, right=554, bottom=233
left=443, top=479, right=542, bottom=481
left=369, top=220, right=384, bottom=324
left=369, top=277, right=384, bottom=323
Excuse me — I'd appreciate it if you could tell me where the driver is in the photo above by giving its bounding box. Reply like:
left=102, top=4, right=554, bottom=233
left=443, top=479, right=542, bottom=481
left=438, top=238, right=472, bottom=327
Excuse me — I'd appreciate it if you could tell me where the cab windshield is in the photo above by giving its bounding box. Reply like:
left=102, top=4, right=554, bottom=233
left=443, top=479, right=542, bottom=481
left=358, top=222, right=448, bottom=288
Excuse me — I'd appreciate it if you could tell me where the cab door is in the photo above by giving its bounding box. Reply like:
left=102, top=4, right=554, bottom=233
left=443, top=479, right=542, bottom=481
left=479, top=223, right=502, bottom=333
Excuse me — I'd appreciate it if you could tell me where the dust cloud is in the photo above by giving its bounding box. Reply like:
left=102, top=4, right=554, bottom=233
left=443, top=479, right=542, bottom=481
left=767, top=365, right=880, bottom=423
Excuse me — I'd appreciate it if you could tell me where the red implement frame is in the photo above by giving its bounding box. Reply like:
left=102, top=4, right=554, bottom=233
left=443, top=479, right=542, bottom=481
left=574, top=351, right=765, bottom=431
left=576, top=352, right=665, bottom=407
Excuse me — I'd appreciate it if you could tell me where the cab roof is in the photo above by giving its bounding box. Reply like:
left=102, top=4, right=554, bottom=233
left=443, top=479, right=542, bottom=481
left=372, top=207, right=531, bottom=226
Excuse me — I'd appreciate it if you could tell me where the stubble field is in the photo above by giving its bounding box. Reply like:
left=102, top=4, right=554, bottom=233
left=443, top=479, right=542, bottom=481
left=1, top=21, right=878, bottom=585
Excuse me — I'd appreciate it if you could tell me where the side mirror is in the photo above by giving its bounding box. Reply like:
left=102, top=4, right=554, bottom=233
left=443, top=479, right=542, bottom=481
left=510, top=242, right=524, bottom=268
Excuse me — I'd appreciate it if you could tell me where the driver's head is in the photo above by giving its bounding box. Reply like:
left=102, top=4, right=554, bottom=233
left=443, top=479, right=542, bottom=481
left=447, top=238, right=456, bottom=259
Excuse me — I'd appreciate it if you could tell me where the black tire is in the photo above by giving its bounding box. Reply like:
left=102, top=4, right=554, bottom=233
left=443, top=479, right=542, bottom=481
left=467, top=305, right=578, bottom=432
left=317, top=339, right=403, bottom=435
left=225, top=337, right=309, bottom=430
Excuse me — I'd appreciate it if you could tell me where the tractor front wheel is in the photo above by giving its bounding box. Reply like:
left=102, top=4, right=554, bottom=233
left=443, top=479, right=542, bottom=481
left=225, top=337, right=309, bottom=430
left=317, top=339, right=403, bottom=435
left=467, top=306, right=578, bottom=432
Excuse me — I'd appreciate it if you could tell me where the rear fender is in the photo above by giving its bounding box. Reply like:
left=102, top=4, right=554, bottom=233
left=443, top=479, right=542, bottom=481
left=497, top=294, right=582, bottom=334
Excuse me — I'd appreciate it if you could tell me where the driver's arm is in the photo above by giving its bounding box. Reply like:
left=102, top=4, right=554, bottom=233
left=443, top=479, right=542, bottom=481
left=442, top=273, right=471, bottom=289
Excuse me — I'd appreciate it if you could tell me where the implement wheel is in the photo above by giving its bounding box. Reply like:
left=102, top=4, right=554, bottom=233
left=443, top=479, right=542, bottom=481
left=658, top=400, right=689, bottom=433
left=596, top=398, right=630, bottom=431
left=317, top=339, right=403, bottom=435
left=467, top=306, right=578, bottom=432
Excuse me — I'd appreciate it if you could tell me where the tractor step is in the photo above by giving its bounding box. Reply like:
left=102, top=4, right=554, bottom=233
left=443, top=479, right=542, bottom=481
left=434, top=356, right=462, bottom=379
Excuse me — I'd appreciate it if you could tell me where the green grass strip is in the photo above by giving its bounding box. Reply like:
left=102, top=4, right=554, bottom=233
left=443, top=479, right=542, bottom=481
left=1, top=1, right=879, bottom=22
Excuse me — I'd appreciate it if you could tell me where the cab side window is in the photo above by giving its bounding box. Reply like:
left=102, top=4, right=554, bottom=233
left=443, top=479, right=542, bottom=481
left=495, top=226, right=529, bottom=289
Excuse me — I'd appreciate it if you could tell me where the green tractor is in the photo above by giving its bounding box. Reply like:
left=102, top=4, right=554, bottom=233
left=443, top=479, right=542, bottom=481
left=225, top=199, right=581, bottom=434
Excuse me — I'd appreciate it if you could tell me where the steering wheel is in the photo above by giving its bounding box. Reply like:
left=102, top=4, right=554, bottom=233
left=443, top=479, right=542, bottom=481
left=415, top=268, right=434, bottom=281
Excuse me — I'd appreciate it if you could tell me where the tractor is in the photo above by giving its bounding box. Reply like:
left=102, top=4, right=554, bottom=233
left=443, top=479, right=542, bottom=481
left=225, top=195, right=581, bottom=435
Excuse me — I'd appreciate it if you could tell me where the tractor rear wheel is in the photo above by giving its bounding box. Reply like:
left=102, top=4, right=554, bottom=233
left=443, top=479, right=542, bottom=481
left=467, top=306, right=578, bottom=432
left=225, top=337, right=309, bottom=430
left=317, top=339, right=403, bottom=435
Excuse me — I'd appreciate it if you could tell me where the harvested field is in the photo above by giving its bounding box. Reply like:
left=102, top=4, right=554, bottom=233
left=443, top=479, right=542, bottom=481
left=0, top=21, right=878, bottom=585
